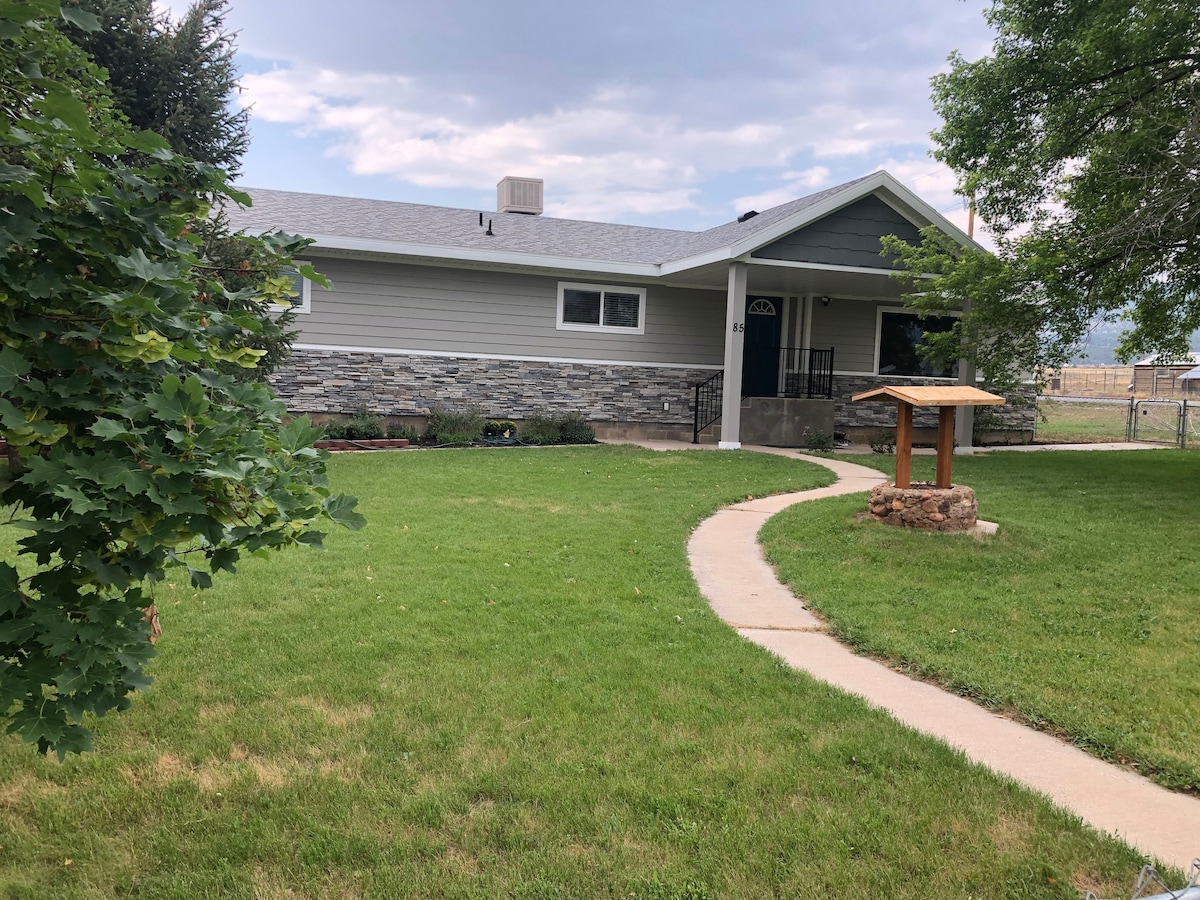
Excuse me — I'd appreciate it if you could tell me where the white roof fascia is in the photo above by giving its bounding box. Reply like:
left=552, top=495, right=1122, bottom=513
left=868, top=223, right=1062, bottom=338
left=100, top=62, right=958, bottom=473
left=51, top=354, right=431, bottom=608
left=747, top=256, right=937, bottom=282
left=749, top=257, right=899, bottom=277
left=662, top=171, right=984, bottom=277
left=658, top=244, right=737, bottom=276
left=727, top=171, right=896, bottom=259
left=307, top=233, right=662, bottom=279
left=871, top=173, right=981, bottom=251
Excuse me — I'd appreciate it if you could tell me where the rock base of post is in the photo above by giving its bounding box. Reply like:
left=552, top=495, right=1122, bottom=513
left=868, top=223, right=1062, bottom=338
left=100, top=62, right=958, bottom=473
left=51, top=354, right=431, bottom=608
left=868, top=483, right=977, bottom=532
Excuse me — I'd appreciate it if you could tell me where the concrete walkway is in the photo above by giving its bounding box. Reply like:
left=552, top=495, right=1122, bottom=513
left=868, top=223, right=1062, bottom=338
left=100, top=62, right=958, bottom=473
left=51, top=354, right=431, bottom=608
left=676, top=444, right=1199, bottom=870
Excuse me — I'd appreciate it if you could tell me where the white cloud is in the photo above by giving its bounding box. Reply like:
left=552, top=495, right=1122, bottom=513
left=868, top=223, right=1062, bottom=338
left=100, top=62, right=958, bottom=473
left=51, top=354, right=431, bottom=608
left=240, top=62, right=945, bottom=223
left=731, top=167, right=832, bottom=212
left=545, top=189, right=700, bottom=221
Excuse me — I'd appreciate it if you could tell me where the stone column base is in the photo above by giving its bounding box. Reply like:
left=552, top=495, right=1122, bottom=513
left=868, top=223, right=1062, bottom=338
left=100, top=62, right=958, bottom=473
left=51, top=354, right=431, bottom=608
left=868, top=483, right=977, bottom=531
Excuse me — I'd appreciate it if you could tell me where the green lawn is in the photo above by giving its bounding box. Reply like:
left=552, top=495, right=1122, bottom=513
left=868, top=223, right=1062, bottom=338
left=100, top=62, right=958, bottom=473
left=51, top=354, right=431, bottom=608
left=0, top=446, right=1151, bottom=897
left=762, top=450, right=1200, bottom=794
left=1034, top=399, right=1132, bottom=444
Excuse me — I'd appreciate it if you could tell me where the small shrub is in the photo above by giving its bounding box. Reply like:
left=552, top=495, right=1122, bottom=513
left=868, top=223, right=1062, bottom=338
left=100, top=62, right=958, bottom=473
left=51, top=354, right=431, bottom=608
left=483, top=419, right=518, bottom=437
left=427, top=403, right=486, bottom=444
left=386, top=423, right=422, bottom=442
left=520, top=414, right=563, bottom=445
left=436, top=430, right=476, bottom=447
left=343, top=413, right=384, bottom=440
left=867, top=428, right=896, bottom=454
left=320, top=420, right=348, bottom=440
left=557, top=412, right=595, bottom=444
left=802, top=426, right=834, bottom=452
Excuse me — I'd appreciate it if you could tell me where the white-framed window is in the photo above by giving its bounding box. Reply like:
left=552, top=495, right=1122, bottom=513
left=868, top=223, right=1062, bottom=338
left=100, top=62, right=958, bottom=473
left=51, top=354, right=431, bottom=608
left=277, top=261, right=312, bottom=314
left=556, top=282, right=645, bottom=334
left=874, top=306, right=959, bottom=378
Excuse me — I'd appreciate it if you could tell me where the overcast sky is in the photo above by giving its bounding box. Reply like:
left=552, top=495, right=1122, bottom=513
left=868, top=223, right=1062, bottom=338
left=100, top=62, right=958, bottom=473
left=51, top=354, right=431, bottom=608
left=164, top=0, right=998, bottom=236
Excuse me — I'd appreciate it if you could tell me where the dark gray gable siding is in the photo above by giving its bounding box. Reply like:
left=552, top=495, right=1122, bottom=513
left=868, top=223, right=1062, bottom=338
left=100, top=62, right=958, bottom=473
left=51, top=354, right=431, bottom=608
left=751, top=195, right=923, bottom=269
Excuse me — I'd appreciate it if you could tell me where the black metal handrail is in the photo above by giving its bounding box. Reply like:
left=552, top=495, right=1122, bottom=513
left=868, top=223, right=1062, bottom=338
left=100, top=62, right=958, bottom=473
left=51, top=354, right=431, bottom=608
left=691, top=347, right=834, bottom=443
left=692, top=370, right=724, bottom=444
left=779, top=346, right=834, bottom=399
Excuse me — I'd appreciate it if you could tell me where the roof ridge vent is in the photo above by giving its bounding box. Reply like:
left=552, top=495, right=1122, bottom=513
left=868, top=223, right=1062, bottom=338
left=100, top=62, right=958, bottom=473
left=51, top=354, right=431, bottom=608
left=497, top=176, right=544, bottom=215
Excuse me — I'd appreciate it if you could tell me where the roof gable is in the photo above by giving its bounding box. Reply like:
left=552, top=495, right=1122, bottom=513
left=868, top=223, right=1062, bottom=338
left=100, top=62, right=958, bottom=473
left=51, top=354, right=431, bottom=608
left=750, top=195, right=923, bottom=269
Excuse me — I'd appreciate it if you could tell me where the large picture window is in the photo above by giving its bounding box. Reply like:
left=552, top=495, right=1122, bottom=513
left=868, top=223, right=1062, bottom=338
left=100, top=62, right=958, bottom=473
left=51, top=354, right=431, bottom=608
left=877, top=310, right=958, bottom=377
left=557, top=282, right=645, bottom=334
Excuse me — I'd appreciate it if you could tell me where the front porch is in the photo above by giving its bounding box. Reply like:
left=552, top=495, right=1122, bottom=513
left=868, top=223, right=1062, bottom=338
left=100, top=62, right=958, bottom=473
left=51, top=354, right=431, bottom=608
left=686, top=255, right=983, bottom=449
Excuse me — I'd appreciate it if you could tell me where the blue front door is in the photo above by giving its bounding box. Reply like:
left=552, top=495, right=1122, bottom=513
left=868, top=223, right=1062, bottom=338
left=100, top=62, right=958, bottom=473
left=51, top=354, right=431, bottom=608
left=742, top=296, right=781, bottom=397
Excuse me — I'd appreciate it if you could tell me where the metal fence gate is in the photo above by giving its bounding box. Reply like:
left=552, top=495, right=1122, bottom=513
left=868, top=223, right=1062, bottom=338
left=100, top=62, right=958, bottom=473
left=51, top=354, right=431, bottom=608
left=1126, top=399, right=1190, bottom=447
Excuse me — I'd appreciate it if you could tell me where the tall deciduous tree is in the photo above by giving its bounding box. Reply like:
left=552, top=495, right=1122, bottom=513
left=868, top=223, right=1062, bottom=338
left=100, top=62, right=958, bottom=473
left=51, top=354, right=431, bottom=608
left=0, top=2, right=362, bottom=757
left=890, top=0, right=1200, bottom=380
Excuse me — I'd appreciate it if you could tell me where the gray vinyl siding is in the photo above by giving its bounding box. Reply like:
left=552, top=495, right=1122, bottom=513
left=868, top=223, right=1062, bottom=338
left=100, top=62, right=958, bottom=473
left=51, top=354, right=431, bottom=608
left=297, top=257, right=726, bottom=366
left=751, top=196, right=923, bottom=269
left=809, top=299, right=881, bottom=373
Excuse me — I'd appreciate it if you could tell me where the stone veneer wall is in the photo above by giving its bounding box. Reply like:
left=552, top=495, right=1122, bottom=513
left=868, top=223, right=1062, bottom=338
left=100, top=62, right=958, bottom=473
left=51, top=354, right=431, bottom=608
left=269, top=348, right=712, bottom=427
left=831, top=374, right=1037, bottom=434
left=270, top=350, right=1039, bottom=439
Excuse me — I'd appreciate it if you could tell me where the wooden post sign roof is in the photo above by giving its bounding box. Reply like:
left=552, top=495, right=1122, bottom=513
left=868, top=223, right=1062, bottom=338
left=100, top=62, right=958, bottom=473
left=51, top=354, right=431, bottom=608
left=852, top=385, right=1006, bottom=490
left=851, top=385, right=1007, bottom=407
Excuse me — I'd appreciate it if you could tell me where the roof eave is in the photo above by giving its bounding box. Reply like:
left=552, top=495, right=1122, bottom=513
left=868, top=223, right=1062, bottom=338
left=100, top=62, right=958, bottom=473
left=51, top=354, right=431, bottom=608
left=306, top=233, right=662, bottom=278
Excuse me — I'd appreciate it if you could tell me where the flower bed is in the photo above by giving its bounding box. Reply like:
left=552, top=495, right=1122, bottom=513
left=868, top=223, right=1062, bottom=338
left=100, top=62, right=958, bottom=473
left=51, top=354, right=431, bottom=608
left=314, top=438, right=410, bottom=451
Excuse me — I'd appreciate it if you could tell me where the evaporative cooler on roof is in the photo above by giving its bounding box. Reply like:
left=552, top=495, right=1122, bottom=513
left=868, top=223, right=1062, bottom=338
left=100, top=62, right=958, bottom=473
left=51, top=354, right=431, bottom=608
left=497, top=176, right=544, bottom=215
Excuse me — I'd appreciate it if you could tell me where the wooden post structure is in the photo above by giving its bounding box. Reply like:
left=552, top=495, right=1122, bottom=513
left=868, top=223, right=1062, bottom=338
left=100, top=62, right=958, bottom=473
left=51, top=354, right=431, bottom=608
left=894, top=401, right=914, bottom=488
left=852, top=386, right=1006, bottom=490
left=936, top=405, right=955, bottom=488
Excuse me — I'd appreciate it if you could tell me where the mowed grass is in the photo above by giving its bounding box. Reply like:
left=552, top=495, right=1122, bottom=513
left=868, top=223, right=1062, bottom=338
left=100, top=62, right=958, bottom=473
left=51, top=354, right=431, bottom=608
left=0, top=446, right=1151, bottom=898
left=761, top=450, right=1200, bottom=794
left=1035, top=399, right=1132, bottom=443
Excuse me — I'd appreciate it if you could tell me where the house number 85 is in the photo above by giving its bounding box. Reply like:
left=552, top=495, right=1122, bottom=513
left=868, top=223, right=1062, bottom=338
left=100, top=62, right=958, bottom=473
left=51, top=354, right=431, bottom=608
left=732, top=322, right=744, bottom=333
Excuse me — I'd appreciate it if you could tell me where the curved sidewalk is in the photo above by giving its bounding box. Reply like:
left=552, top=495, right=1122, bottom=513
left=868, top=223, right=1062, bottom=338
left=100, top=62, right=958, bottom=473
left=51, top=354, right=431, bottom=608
left=687, top=448, right=1200, bottom=871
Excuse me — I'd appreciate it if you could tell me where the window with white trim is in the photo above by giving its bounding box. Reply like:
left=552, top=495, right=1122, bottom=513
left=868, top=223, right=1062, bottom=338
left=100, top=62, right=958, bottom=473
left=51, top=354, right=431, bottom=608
left=876, top=309, right=957, bottom=377
left=557, top=282, right=645, bottom=334
left=276, top=261, right=312, bottom=314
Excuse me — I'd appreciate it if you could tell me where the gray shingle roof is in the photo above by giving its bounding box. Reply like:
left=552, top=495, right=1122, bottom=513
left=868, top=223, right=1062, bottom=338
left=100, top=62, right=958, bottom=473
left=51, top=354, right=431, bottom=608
left=228, top=173, right=880, bottom=268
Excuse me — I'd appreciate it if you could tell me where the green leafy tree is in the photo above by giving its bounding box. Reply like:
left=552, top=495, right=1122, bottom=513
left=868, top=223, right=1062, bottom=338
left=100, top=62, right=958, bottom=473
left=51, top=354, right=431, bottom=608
left=63, top=0, right=248, bottom=173
left=890, top=0, right=1200, bottom=380
left=63, top=0, right=299, bottom=378
left=0, top=2, right=363, bottom=757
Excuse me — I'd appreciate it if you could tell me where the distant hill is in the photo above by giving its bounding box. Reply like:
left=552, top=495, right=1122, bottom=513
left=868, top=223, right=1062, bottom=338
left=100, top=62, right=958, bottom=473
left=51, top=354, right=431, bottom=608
left=1069, top=320, right=1200, bottom=365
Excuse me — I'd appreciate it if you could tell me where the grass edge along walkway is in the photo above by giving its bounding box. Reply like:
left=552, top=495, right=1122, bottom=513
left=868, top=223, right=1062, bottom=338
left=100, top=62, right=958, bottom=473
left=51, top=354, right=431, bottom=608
left=686, top=447, right=1200, bottom=871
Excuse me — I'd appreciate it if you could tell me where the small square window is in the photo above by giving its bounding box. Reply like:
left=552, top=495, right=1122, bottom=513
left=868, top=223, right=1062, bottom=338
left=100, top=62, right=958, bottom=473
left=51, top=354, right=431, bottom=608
left=603, top=292, right=640, bottom=328
left=563, top=288, right=602, bottom=325
left=557, top=282, right=645, bottom=334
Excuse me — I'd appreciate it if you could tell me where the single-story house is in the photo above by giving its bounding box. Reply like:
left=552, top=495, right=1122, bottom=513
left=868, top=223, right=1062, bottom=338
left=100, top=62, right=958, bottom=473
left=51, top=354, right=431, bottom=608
left=228, top=170, right=1035, bottom=446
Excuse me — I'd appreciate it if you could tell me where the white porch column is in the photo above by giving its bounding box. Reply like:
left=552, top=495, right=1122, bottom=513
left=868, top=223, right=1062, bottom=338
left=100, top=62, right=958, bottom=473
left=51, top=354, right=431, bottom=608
left=719, top=261, right=748, bottom=449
